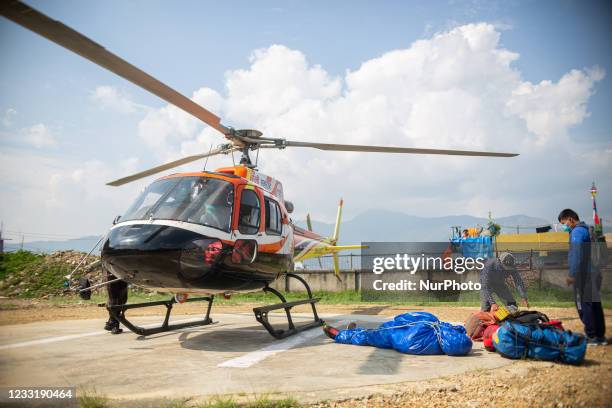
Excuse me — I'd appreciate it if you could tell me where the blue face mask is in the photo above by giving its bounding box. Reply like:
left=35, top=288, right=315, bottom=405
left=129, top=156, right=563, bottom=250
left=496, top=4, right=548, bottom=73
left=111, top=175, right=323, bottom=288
left=560, top=223, right=571, bottom=232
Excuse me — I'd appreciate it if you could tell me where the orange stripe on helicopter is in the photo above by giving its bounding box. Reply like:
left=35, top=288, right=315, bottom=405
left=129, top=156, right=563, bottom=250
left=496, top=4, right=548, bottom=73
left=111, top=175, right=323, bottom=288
left=160, top=171, right=244, bottom=185
left=258, top=235, right=289, bottom=253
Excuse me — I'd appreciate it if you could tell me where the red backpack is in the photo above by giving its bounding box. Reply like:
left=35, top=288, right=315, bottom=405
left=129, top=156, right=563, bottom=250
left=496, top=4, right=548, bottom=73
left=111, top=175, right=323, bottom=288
left=483, top=324, right=500, bottom=351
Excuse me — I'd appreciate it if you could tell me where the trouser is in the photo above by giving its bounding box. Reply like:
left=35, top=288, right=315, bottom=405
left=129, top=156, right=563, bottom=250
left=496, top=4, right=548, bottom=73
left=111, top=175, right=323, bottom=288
left=480, top=283, right=517, bottom=312
left=575, top=289, right=606, bottom=338
left=106, top=269, right=128, bottom=323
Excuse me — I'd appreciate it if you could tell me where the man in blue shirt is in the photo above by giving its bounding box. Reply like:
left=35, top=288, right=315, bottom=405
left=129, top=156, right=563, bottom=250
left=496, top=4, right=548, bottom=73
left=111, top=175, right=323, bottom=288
left=558, top=209, right=606, bottom=346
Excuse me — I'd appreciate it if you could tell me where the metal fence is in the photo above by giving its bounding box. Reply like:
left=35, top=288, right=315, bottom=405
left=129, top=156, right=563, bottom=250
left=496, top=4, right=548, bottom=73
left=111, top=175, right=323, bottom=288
left=299, top=254, right=362, bottom=271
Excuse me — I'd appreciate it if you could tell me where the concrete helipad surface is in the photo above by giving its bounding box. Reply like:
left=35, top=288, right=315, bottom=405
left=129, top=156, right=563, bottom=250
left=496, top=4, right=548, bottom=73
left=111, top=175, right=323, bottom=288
left=0, top=312, right=513, bottom=404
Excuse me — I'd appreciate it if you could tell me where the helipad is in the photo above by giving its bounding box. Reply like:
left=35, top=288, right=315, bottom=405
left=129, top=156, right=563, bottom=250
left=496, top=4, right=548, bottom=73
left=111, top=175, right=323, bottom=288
left=0, top=312, right=512, bottom=405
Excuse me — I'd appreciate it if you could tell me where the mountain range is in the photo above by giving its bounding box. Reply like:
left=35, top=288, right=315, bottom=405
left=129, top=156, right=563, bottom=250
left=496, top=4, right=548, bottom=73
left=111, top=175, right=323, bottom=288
left=4, top=210, right=570, bottom=254
left=295, top=210, right=554, bottom=243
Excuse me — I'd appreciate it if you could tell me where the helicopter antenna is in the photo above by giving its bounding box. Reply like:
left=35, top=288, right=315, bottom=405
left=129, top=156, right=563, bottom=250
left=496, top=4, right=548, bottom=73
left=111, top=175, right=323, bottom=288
left=202, top=144, right=213, bottom=171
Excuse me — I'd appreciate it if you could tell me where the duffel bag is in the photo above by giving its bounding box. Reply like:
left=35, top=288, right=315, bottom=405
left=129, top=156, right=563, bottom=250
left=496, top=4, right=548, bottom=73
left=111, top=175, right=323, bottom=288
left=493, top=321, right=586, bottom=364
left=507, top=310, right=550, bottom=325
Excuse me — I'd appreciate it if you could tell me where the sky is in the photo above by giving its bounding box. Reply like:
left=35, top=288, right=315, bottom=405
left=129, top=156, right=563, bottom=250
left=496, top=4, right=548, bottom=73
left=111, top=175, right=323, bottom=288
left=0, top=0, right=611, bottom=242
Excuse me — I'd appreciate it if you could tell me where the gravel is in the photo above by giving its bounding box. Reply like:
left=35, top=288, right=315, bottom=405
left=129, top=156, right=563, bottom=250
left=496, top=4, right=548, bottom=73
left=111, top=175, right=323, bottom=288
left=308, top=343, right=611, bottom=408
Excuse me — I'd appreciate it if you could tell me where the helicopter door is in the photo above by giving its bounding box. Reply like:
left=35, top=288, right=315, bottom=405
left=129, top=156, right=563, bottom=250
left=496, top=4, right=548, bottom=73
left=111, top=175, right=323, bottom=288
left=263, top=195, right=292, bottom=258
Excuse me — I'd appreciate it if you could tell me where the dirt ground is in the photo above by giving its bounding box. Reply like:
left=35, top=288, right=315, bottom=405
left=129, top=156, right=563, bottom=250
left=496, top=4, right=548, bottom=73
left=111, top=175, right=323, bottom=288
left=1, top=299, right=610, bottom=407
left=309, top=346, right=611, bottom=408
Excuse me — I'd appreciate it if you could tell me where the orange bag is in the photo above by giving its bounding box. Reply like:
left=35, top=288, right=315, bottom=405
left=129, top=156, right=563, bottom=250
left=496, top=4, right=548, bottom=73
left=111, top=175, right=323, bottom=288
left=464, top=311, right=497, bottom=341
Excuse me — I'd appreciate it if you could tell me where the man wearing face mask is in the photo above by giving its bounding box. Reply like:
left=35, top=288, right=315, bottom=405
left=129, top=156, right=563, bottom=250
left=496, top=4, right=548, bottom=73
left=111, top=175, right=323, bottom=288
left=558, top=209, right=606, bottom=346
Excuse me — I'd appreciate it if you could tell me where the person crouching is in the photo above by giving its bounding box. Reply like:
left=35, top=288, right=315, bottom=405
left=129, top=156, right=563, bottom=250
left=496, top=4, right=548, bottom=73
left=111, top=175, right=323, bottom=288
left=480, top=252, right=529, bottom=312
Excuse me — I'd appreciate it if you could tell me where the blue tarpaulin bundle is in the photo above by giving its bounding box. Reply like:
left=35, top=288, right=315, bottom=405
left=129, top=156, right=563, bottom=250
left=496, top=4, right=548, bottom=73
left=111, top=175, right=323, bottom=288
left=334, top=312, right=472, bottom=356
left=450, top=236, right=494, bottom=259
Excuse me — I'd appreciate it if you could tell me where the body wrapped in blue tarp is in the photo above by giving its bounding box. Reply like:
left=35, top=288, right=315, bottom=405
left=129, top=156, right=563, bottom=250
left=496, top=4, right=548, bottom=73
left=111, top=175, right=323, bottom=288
left=334, top=312, right=472, bottom=356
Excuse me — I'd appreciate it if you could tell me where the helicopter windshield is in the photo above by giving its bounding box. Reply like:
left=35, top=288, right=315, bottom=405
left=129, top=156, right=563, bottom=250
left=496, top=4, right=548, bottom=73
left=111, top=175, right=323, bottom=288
left=121, top=176, right=234, bottom=232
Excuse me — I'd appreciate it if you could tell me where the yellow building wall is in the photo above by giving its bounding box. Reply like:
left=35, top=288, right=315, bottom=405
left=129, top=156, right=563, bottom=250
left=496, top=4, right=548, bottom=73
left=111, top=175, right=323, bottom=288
left=496, top=231, right=569, bottom=252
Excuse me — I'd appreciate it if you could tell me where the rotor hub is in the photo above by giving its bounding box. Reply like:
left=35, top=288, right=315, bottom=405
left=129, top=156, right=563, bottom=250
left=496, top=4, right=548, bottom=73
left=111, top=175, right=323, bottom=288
left=237, top=129, right=263, bottom=139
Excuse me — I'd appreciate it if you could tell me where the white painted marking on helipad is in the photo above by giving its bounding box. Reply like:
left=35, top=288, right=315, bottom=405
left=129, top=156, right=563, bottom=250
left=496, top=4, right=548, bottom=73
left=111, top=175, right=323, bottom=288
left=0, top=330, right=108, bottom=350
left=0, top=317, right=214, bottom=351
left=218, top=320, right=348, bottom=369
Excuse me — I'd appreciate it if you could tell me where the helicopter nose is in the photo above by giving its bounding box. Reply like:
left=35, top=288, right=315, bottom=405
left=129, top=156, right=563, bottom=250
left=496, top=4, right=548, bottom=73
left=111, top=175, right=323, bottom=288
left=101, top=223, right=224, bottom=286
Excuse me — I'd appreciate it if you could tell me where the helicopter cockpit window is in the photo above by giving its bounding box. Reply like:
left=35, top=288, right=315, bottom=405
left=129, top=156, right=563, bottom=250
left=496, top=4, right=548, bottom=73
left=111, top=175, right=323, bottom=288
left=238, top=189, right=260, bottom=235
left=121, top=176, right=234, bottom=232
left=264, top=197, right=282, bottom=235
left=121, top=178, right=179, bottom=221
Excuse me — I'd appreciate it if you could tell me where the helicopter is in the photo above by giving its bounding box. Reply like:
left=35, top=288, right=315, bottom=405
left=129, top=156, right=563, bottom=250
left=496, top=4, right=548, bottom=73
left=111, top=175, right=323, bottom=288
left=1, top=0, right=518, bottom=339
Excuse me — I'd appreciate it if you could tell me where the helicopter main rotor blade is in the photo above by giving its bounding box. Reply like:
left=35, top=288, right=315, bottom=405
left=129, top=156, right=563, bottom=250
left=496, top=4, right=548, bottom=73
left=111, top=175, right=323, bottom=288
left=282, top=141, right=518, bottom=157
left=106, top=146, right=236, bottom=187
left=0, top=1, right=229, bottom=135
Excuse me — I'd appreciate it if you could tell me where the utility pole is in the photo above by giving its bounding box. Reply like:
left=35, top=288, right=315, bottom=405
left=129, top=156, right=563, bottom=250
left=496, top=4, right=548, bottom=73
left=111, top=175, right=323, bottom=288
left=0, top=222, right=12, bottom=254
left=591, top=182, right=602, bottom=236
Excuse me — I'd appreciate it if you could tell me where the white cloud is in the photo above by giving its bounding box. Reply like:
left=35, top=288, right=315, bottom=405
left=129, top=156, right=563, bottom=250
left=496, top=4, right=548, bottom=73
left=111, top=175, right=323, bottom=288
left=506, top=67, right=605, bottom=144
left=3, top=22, right=608, bottom=238
left=224, top=45, right=341, bottom=126
left=22, top=123, right=57, bottom=148
left=90, top=85, right=145, bottom=113
left=2, top=108, right=17, bottom=127
left=138, top=87, right=224, bottom=160
left=0, top=148, right=147, bottom=238
left=134, top=23, right=608, bottom=223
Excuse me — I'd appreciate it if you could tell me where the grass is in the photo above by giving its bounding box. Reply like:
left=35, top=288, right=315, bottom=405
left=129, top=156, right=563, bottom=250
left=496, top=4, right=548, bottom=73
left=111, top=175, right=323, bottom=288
left=10, top=287, right=608, bottom=309
left=73, top=392, right=299, bottom=408
left=198, top=395, right=300, bottom=408
left=2, top=250, right=608, bottom=309
left=199, top=288, right=604, bottom=309
left=248, top=396, right=299, bottom=408
left=78, top=389, right=109, bottom=408
left=359, top=286, right=587, bottom=308
left=199, top=396, right=237, bottom=408
left=0, top=251, right=45, bottom=281
left=43, top=288, right=364, bottom=307
left=0, top=251, right=71, bottom=298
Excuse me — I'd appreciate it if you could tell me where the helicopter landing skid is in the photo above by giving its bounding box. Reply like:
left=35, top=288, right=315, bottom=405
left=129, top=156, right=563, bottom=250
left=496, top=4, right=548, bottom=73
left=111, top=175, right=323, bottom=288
left=102, top=295, right=214, bottom=336
left=253, top=273, right=324, bottom=339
